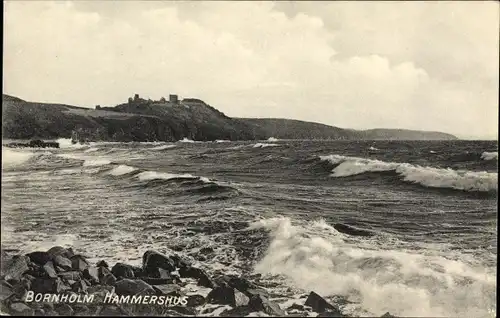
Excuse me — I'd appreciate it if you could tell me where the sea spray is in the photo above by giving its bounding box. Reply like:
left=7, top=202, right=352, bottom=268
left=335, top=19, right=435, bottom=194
left=250, top=217, right=496, bottom=317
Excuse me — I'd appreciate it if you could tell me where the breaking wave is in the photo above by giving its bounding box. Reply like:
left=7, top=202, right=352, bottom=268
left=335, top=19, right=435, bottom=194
left=136, top=171, right=209, bottom=183
left=82, top=159, right=112, bottom=167
left=267, top=137, right=279, bottom=142
left=1, top=148, right=35, bottom=168
left=250, top=217, right=496, bottom=317
left=253, top=143, right=280, bottom=148
left=481, top=151, right=498, bottom=161
left=319, top=155, right=497, bottom=192
left=107, top=165, right=138, bottom=176
left=150, top=144, right=176, bottom=151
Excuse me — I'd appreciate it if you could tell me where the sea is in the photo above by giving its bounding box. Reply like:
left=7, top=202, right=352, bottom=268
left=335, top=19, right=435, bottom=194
left=1, top=138, right=497, bottom=317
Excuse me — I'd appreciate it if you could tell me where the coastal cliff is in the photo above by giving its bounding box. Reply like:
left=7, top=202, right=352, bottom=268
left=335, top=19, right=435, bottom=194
left=1, top=94, right=458, bottom=142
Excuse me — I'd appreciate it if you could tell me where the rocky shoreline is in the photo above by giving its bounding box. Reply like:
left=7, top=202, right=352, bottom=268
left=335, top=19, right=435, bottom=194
left=1, top=247, right=396, bottom=317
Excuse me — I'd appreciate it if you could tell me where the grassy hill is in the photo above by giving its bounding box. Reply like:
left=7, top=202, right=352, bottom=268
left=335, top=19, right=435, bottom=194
left=1, top=94, right=458, bottom=141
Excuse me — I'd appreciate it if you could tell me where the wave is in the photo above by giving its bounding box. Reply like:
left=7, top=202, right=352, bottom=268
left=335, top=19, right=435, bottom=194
left=84, top=147, right=100, bottom=153
left=107, top=165, right=138, bottom=176
left=178, top=138, right=196, bottom=143
left=150, top=144, right=176, bottom=151
left=56, top=138, right=91, bottom=149
left=2, top=148, right=35, bottom=168
left=82, top=159, right=112, bottom=167
left=136, top=171, right=208, bottom=182
left=267, top=137, right=279, bottom=142
left=481, top=151, right=498, bottom=161
left=319, top=154, right=497, bottom=192
left=253, top=143, right=280, bottom=148
left=215, top=140, right=231, bottom=143
left=369, top=146, right=379, bottom=151
left=249, top=217, right=496, bottom=317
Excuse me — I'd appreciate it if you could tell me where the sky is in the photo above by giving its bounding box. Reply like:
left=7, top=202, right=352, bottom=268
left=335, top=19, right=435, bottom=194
left=3, top=1, right=499, bottom=139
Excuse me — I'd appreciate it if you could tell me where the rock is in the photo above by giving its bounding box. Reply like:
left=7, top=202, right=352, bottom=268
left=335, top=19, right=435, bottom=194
left=114, top=279, right=155, bottom=296
left=288, top=303, right=305, bottom=311
left=57, top=271, right=82, bottom=281
left=100, top=273, right=117, bottom=286
left=43, top=261, right=58, bottom=278
left=71, top=255, right=89, bottom=272
left=55, top=303, right=74, bottom=316
left=206, top=286, right=236, bottom=306
left=82, top=266, right=99, bottom=284
left=152, top=284, right=181, bottom=296
left=96, top=260, right=109, bottom=268
left=142, top=250, right=176, bottom=274
left=179, top=266, right=215, bottom=288
left=333, top=223, right=375, bottom=237
left=318, top=311, right=346, bottom=317
left=248, top=294, right=286, bottom=316
left=305, top=292, right=342, bottom=315
left=98, top=305, right=125, bottom=316
left=2, top=255, right=29, bottom=281
left=53, top=255, right=73, bottom=271
left=169, top=254, right=192, bottom=268
left=98, top=266, right=112, bottom=280
left=27, top=251, right=52, bottom=266
left=31, top=278, right=63, bottom=294
left=47, top=246, right=74, bottom=258
left=220, top=306, right=254, bottom=317
left=246, top=288, right=270, bottom=299
left=141, top=277, right=175, bottom=285
left=169, top=306, right=197, bottom=316
left=186, top=294, right=205, bottom=307
left=9, top=302, right=33, bottom=315
left=72, top=304, right=90, bottom=316
left=0, top=281, right=13, bottom=301
left=381, top=312, right=397, bottom=317
left=234, top=289, right=250, bottom=307
left=111, top=263, right=135, bottom=279
left=71, top=280, right=88, bottom=293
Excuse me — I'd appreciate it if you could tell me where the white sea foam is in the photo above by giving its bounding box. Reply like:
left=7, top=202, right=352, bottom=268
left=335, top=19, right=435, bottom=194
left=136, top=171, right=198, bottom=181
left=267, top=137, right=279, bottom=142
left=107, top=165, right=137, bottom=176
left=178, top=138, right=195, bottom=143
left=151, top=144, right=176, bottom=150
left=481, top=151, right=498, bottom=161
left=56, top=138, right=91, bottom=149
left=253, top=143, right=280, bottom=148
left=82, top=159, right=112, bottom=167
left=2, top=148, right=34, bottom=168
left=319, top=154, right=497, bottom=192
left=369, top=146, right=379, bottom=151
left=250, top=217, right=496, bottom=317
left=84, top=147, right=100, bottom=153
left=215, top=140, right=231, bottom=143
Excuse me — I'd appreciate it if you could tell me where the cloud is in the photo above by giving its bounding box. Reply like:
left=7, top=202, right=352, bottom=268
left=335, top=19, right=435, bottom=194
left=3, top=1, right=498, bottom=138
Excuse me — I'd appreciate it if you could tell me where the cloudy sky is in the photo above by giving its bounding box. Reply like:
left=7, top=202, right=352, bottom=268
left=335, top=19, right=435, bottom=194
left=3, top=1, right=499, bottom=139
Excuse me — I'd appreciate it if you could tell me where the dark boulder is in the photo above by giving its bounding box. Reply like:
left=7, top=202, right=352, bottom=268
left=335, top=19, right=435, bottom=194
left=98, top=266, right=112, bottom=280
left=55, top=303, right=74, bottom=316
left=27, top=251, right=53, bottom=266
left=142, top=277, right=175, bottom=285
left=96, top=260, right=109, bottom=268
left=53, top=255, right=73, bottom=271
left=206, top=286, right=236, bottom=306
left=83, top=266, right=99, bottom=284
left=71, top=255, right=89, bottom=272
left=9, top=302, right=33, bottom=315
left=152, top=284, right=181, bottom=296
left=179, top=266, right=215, bottom=288
left=333, top=223, right=375, bottom=237
left=31, top=278, right=63, bottom=294
left=47, top=246, right=74, bottom=258
left=142, top=250, right=176, bottom=274
left=186, top=294, right=206, bottom=307
left=248, top=294, right=286, bottom=316
left=71, top=280, right=88, bottom=293
left=42, top=261, right=58, bottom=278
left=305, top=291, right=342, bottom=315
left=2, top=255, right=29, bottom=281
left=57, top=271, right=82, bottom=281
left=100, top=273, right=117, bottom=286
left=114, top=279, right=155, bottom=296
left=288, top=303, right=305, bottom=311
left=381, top=312, right=397, bottom=317
left=111, top=263, right=135, bottom=279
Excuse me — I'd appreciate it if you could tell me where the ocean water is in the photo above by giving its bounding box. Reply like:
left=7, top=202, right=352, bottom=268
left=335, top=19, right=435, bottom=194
left=1, top=139, right=497, bottom=317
